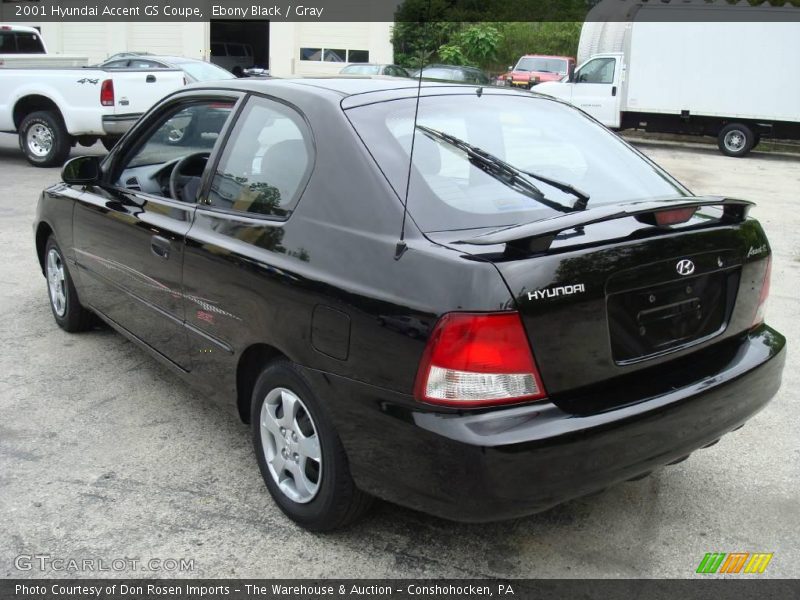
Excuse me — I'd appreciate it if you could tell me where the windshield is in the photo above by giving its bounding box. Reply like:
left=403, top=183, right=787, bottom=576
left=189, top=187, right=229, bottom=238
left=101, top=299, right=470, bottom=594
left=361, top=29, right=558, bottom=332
left=345, top=93, right=688, bottom=232
left=176, top=60, right=236, bottom=81
left=516, top=57, right=568, bottom=74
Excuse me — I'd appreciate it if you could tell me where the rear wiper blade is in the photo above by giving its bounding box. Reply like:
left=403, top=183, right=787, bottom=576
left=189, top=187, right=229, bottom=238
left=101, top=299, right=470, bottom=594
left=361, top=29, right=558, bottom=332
left=416, top=125, right=590, bottom=211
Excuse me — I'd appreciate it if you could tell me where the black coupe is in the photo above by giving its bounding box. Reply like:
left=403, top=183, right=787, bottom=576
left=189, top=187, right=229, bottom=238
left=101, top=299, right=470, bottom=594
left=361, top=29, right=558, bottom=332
left=34, top=79, right=785, bottom=530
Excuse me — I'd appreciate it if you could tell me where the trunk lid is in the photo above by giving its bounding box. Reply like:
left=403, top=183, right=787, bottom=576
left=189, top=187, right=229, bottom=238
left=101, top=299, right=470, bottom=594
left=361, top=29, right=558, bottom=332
left=431, top=198, right=771, bottom=411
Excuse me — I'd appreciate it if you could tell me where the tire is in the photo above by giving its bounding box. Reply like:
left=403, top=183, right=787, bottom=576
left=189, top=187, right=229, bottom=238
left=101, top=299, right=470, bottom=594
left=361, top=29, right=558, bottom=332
left=44, top=236, right=93, bottom=332
left=19, top=111, right=71, bottom=167
left=717, top=123, right=754, bottom=158
left=101, top=137, right=120, bottom=152
left=251, top=359, right=372, bottom=531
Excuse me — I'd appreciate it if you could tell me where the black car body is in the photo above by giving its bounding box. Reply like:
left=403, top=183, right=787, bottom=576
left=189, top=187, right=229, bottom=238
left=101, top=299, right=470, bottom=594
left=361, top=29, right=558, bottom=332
left=34, top=79, right=785, bottom=530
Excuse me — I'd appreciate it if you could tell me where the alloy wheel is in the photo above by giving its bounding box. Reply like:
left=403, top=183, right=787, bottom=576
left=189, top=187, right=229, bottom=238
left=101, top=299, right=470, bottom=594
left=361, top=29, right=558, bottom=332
left=27, top=123, right=54, bottom=157
left=46, top=248, right=67, bottom=317
left=723, top=130, right=746, bottom=153
left=260, top=387, right=322, bottom=503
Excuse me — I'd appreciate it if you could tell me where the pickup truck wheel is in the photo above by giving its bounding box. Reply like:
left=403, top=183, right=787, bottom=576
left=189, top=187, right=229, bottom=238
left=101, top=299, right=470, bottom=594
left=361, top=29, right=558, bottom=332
left=44, top=236, right=93, bottom=332
left=718, top=123, right=754, bottom=158
left=20, top=111, right=71, bottom=167
left=251, top=359, right=373, bottom=531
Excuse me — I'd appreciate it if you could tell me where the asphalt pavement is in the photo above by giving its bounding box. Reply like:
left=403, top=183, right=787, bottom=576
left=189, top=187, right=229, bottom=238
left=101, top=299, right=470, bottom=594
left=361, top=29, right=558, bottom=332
left=0, top=134, right=797, bottom=578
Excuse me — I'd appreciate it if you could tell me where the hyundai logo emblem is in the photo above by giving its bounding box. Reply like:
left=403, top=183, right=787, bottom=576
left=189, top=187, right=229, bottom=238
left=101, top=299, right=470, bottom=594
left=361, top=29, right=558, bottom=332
left=676, top=259, right=695, bottom=276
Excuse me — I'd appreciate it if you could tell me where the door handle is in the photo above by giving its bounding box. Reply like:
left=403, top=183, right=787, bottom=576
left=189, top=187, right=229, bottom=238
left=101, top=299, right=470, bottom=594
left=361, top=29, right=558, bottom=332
left=151, top=236, right=171, bottom=259
left=611, top=85, right=617, bottom=97
left=146, top=74, right=156, bottom=83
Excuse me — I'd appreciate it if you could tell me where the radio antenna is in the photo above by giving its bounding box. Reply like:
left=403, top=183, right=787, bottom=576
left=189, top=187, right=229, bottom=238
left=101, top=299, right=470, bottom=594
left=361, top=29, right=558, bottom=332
left=395, top=2, right=431, bottom=260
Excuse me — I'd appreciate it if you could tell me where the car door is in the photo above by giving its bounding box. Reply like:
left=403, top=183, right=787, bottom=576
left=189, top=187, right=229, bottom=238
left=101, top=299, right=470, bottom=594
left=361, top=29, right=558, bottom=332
left=180, top=94, right=315, bottom=390
left=71, top=94, right=239, bottom=370
left=570, top=55, right=622, bottom=128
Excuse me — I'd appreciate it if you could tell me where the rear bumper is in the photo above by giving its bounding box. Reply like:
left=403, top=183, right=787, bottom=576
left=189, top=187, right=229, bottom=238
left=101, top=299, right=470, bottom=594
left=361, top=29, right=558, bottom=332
left=302, top=325, right=785, bottom=522
left=102, top=113, right=142, bottom=136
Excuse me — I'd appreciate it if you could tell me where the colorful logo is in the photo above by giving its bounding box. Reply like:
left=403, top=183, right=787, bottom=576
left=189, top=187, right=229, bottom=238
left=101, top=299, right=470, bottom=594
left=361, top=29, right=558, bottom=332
left=696, top=552, right=773, bottom=574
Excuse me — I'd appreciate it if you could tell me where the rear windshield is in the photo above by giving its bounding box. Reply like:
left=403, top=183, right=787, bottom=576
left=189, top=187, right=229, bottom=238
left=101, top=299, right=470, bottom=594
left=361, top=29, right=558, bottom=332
left=346, top=93, right=688, bottom=233
left=0, top=31, right=45, bottom=54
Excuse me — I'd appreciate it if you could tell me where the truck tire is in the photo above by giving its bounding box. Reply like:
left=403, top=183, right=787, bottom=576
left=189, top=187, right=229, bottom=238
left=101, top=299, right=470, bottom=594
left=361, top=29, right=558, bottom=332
left=19, top=111, right=71, bottom=167
left=717, top=123, right=754, bottom=158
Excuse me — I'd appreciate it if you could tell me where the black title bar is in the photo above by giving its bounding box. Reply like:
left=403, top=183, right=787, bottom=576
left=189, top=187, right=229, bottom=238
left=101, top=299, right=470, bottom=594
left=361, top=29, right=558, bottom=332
left=1, top=0, right=800, bottom=22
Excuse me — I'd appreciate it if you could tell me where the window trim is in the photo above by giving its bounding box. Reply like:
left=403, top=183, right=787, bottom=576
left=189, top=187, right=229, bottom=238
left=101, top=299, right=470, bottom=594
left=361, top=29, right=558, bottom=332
left=197, top=91, right=317, bottom=222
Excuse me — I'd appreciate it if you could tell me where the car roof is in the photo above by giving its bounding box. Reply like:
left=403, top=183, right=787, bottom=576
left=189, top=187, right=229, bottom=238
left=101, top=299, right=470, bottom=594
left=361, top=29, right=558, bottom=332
left=188, top=77, right=543, bottom=107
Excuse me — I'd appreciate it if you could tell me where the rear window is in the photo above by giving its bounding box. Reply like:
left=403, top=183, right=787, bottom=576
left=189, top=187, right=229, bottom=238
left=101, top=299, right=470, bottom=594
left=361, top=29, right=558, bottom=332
left=0, top=31, right=45, bottom=54
left=346, top=93, right=688, bottom=233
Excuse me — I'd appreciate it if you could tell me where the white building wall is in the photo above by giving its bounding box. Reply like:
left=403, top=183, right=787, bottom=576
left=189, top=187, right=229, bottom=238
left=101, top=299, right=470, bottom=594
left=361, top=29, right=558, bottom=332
left=33, top=21, right=393, bottom=76
left=271, top=21, right=394, bottom=77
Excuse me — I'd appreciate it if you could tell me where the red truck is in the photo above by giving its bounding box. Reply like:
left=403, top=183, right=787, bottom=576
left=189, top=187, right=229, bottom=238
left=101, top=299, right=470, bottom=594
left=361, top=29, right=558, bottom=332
left=503, top=54, right=575, bottom=89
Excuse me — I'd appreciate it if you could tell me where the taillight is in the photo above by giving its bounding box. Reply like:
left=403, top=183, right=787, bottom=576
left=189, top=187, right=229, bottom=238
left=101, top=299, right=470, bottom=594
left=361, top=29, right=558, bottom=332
left=414, top=312, right=547, bottom=407
left=100, top=79, right=114, bottom=106
left=752, top=256, right=771, bottom=327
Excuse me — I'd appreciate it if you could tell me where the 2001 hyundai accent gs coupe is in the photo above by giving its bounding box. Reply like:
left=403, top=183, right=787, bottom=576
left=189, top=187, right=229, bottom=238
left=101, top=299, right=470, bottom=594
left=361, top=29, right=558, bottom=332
left=34, top=78, right=785, bottom=531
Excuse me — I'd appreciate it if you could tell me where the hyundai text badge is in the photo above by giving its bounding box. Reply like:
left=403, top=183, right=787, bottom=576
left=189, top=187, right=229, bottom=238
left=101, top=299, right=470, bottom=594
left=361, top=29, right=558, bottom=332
left=676, top=259, right=695, bottom=276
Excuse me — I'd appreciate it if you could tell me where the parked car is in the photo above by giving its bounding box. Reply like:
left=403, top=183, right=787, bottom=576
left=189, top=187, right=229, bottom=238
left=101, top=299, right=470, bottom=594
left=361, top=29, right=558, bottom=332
left=339, top=64, right=410, bottom=77
left=502, top=54, right=575, bottom=89
left=35, top=79, right=784, bottom=531
left=0, top=24, right=87, bottom=68
left=410, top=64, right=490, bottom=85
left=0, top=65, right=184, bottom=165
left=210, top=42, right=254, bottom=77
left=100, top=55, right=236, bottom=84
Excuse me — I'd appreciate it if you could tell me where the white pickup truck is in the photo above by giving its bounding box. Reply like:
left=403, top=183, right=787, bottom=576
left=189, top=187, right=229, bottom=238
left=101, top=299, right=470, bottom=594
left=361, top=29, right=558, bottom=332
left=0, top=65, right=184, bottom=166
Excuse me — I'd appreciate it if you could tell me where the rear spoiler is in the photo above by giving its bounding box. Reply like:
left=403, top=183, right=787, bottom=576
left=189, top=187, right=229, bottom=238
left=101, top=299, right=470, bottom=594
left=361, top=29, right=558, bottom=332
left=456, top=197, right=753, bottom=251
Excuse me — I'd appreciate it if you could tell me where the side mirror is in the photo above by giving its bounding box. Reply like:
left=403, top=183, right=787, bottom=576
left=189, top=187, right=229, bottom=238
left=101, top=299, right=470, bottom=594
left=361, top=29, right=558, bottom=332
left=508, top=66, right=513, bottom=71
left=62, top=156, right=100, bottom=185
left=568, top=64, right=576, bottom=82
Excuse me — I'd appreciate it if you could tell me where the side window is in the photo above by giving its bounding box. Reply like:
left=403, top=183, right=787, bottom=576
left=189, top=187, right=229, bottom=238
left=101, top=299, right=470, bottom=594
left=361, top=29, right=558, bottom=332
left=103, top=60, right=130, bottom=69
left=576, top=58, right=616, bottom=84
left=207, top=98, right=313, bottom=217
left=129, top=60, right=164, bottom=69
left=115, top=101, right=234, bottom=200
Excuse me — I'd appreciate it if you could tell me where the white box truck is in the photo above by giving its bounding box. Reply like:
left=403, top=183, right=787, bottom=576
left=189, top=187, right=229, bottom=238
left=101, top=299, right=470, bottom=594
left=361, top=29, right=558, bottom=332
left=535, top=2, right=800, bottom=157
